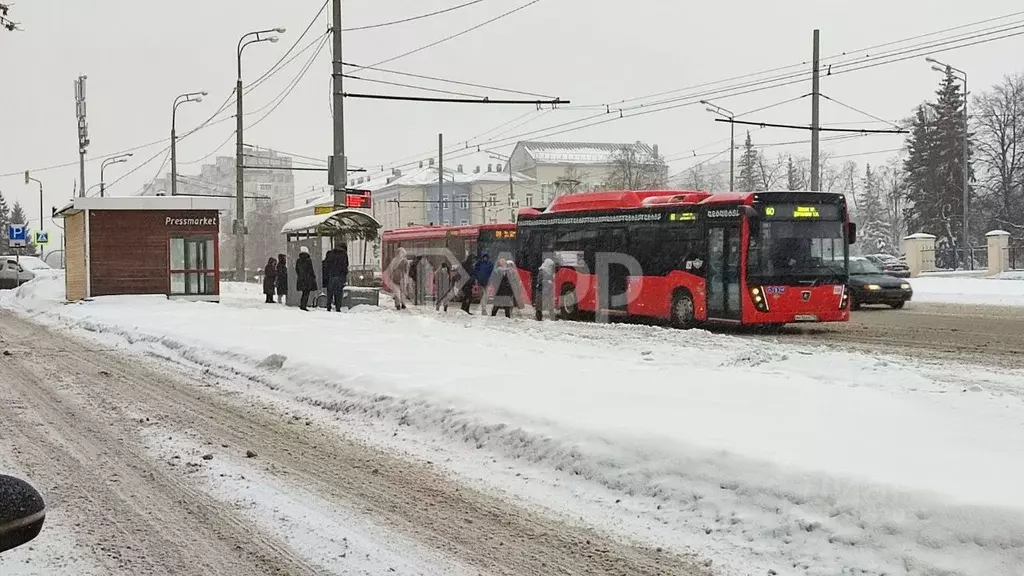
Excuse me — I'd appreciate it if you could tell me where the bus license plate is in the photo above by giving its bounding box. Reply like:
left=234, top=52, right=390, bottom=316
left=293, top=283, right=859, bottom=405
left=794, top=314, right=818, bottom=322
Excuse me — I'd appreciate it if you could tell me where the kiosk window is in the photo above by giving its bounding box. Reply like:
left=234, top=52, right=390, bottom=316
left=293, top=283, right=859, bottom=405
left=170, top=236, right=215, bottom=295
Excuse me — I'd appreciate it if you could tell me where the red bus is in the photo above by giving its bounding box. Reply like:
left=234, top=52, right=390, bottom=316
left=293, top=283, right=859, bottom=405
left=515, top=189, right=856, bottom=327
left=381, top=223, right=518, bottom=299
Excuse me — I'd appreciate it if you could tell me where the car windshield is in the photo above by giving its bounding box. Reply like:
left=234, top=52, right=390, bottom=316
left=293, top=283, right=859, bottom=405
left=849, top=259, right=884, bottom=275
left=747, top=220, right=846, bottom=281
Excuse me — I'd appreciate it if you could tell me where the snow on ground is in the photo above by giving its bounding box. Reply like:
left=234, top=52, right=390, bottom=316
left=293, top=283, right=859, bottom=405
left=5, top=274, right=1024, bottom=575
left=141, top=430, right=470, bottom=575
left=909, top=272, right=1024, bottom=307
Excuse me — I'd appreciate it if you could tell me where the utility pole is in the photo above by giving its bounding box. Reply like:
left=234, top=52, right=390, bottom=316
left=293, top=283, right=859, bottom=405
left=331, top=0, right=347, bottom=207
left=438, top=133, right=444, bottom=224
left=810, top=29, right=821, bottom=191
left=74, top=75, right=89, bottom=197
left=701, top=100, right=735, bottom=191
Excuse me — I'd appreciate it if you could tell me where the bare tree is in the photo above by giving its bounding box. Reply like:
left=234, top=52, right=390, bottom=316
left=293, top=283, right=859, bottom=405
left=757, top=154, right=786, bottom=191
left=879, top=156, right=908, bottom=250
left=1, top=3, right=19, bottom=31
left=973, top=73, right=1024, bottom=232
left=677, top=162, right=724, bottom=192
left=556, top=165, right=590, bottom=195
left=603, top=144, right=668, bottom=190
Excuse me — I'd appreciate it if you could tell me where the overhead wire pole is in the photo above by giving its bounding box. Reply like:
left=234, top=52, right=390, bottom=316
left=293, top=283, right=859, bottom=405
left=331, top=0, right=347, bottom=207
left=810, top=29, right=821, bottom=191
left=700, top=100, right=735, bottom=191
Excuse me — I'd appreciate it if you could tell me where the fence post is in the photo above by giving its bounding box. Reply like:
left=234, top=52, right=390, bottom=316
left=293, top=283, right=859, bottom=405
left=986, top=230, right=1011, bottom=276
left=902, top=233, right=936, bottom=277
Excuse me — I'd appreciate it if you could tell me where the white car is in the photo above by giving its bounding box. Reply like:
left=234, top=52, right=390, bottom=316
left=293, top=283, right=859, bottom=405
left=0, top=258, right=35, bottom=289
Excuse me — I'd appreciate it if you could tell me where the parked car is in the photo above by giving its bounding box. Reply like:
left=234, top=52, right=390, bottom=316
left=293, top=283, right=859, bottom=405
left=0, top=255, right=50, bottom=272
left=864, top=253, right=911, bottom=278
left=0, top=258, right=35, bottom=289
left=847, top=256, right=913, bottom=310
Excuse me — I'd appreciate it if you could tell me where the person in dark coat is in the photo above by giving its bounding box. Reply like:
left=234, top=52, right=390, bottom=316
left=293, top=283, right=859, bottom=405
left=459, top=254, right=476, bottom=314
left=262, top=258, right=277, bottom=304
left=275, top=254, right=288, bottom=304
left=490, top=259, right=518, bottom=318
left=474, top=253, right=494, bottom=288
left=322, top=244, right=350, bottom=312
left=295, top=246, right=318, bottom=311
left=434, top=261, right=453, bottom=312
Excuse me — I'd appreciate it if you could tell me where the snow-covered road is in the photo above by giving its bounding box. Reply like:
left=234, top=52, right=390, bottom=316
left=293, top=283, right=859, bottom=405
left=5, top=272, right=1024, bottom=575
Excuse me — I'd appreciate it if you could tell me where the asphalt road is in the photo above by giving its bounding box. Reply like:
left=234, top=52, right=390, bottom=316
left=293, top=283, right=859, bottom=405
left=780, top=301, right=1024, bottom=366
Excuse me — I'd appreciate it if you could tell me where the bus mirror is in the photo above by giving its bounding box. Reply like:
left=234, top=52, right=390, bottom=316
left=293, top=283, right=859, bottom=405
left=846, top=222, right=857, bottom=244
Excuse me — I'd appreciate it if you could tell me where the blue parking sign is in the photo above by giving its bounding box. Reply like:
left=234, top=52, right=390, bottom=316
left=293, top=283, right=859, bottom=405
left=8, top=224, right=27, bottom=248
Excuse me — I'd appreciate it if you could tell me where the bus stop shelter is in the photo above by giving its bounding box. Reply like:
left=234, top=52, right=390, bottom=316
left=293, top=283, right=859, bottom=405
left=280, top=209, right=381, bottom=308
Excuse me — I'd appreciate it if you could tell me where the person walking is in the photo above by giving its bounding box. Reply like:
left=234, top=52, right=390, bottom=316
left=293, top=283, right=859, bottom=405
left=475, top=253, right=495, bottom=314
left=535, top=257, right=557, bottom=321
left=459, top=254, right=476, bottom=314
left=434, top=261, right=453, bottom=312
left=322, top=243, right=349, bottom=312
left=391, top=247, right=410, bottom=310
left=275, top=254, right=288, bottom=304
left=295, top=246, right=317, bottom=311
left=262, top=258, right=277, bottom=304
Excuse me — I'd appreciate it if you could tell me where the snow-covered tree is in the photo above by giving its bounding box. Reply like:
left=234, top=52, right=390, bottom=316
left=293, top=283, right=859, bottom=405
left=603, top=144, right=668, bottom=190
left=0, top=3, right=18, bottom=31
left=973, top=73, right=1024, bottom=234
left=0, top=188, right=9, bottom=253
left=738, top=131, right=760, bottom=192
left=857, top=164, right=894, bottom=254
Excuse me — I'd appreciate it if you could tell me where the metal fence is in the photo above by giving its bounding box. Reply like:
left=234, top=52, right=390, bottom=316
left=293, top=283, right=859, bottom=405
left=1009, top=245, right=1024, bottom=271
left=927, top=247, right=988, bottom=271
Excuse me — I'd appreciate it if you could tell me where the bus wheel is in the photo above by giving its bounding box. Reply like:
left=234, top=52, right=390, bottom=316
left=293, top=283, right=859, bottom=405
left=671, top=291, right=696, bottom=329
left=559, top=285, right=579, bottom=319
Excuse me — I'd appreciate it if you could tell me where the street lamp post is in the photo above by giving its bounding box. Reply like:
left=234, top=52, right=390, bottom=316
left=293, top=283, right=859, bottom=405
left=100, top=153, right=133, bottom=198
left=701, top=99, right=735, bottom=191
left=926, top=57, right=970, bottom=268
left=24, top=173, right=44, bottom=231
left=171, top=91, right=208, bottom=196
left=235, top=27, right=284, bottom=282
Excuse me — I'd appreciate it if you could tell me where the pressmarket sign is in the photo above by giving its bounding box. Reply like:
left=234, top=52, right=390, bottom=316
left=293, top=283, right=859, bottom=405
left=165, top=216, right=218, bottom=227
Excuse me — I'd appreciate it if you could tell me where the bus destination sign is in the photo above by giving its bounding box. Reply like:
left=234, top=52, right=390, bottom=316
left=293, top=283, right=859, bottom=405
left=760, top=203, right=840, bottom=220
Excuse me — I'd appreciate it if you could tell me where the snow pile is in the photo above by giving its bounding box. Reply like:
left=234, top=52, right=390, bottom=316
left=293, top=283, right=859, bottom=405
left=5, top=274, right=1024, bottom=575
left=910, top=274, right=1024, bottom=307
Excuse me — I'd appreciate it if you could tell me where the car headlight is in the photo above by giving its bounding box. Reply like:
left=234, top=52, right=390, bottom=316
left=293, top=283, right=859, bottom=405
left=900, top=283, right=911, bottom=290
left=866, top=284, right=882, bottom=291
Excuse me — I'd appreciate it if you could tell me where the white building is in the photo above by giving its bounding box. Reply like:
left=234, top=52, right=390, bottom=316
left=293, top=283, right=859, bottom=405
left=508, top=140, right=660, bottom=202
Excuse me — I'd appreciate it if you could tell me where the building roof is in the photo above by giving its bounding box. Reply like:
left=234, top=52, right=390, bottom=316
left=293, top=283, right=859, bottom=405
left=54, top=195, right=233, bottom=217
left=515, top=141, right=655, bottom=165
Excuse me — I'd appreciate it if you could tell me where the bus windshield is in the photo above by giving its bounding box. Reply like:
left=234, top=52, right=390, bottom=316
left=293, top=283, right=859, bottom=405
left=479, top=230, right=517, bottom=261
left=747, top=219, right=847, bottom=283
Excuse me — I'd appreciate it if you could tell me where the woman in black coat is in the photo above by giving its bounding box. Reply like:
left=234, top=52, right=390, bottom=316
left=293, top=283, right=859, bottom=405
left=275, top=254, right=288, bottom=304
left=262, top=258, right=277, bottom=304
left=295, top=247, right=318, bottom=311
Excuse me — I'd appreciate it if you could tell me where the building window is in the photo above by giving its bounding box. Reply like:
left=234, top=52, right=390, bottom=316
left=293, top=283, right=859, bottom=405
left=169, top=236, right=215, bottom=296
left=488, top=193, right=497, bottom=206
left=460, top=219, right=469, bottom=225
left=458, top=195, right=469, bottom=210
left=525, top=194, right=534, bottom=206
left=442, top=195, right=450, bottom=209
left=258, top=183, right=273, bottom=192
left=443, top=219, right=451, bottom=226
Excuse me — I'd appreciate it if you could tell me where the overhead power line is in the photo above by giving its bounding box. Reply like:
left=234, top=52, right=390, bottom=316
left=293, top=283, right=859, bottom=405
left=342, top=61, right=555, bottom=99
left=342, top=93, right=568, bottom=105
left=245, top=0, right=330, bottom=92
left=352, top=0, right=545, bottom=71
left=716, top=118, right=907, bottom=134
left=343, top=74, right=489, bottom=99
left=343, top=0, right=489, bottom=31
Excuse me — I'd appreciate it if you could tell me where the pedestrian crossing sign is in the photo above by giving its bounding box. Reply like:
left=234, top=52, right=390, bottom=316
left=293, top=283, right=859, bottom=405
left=34, top=230, right=49, bottom=245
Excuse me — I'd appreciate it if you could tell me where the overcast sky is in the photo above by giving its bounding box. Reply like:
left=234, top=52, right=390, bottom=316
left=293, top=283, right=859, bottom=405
left=1, top=0, right=1022, bottom=230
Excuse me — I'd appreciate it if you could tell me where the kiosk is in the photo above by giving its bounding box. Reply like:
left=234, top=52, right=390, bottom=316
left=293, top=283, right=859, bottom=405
left=54, top=196, right=232, bottom=301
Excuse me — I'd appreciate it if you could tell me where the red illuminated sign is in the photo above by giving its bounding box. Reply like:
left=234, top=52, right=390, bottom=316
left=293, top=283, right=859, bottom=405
left=345, top=189, right=372, bottom=209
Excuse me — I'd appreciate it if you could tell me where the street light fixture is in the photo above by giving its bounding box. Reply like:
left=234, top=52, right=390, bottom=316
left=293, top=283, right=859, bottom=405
left=171, top=91, right=208, bottom=196
left=99, top=153, right=133, bottom=198
left=925, top=57, right=970, bottom=268
left=701, top=99, right=736, bottom=191
left=234, top=27, right=286, bottom=282
left=24, top=172, right=44, bottom=232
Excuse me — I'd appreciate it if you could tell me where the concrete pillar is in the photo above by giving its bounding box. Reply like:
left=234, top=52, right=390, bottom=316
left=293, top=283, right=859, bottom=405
left=902, top=233, right=937, bottom=277
left=986, top=230, right=1011, bottom=275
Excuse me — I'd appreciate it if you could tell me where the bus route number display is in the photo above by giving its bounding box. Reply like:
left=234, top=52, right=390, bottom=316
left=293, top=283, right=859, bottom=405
left=493, top=229, right=516, bottom=239
left=761, top=203, right=839, bottom=220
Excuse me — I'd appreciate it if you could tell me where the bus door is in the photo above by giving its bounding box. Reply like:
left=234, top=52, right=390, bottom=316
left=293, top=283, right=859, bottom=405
left=598, top=227, right=630, bottom=314
left=706, top=221, right=742, bottom=321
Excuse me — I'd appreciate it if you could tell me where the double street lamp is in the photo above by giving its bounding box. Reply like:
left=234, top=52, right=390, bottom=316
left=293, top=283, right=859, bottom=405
left=100, top=153, right=133, bottom=198
left=171, top=91, right=208, bottom=196
left=234, top=27, right=285, bottom=281
left=701, top=99, right=735, bottom=191
left=926, top=57, right=970, bottom=266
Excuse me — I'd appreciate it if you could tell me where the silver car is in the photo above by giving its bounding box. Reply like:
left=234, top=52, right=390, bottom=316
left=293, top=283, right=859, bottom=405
left=0, top=258, right=35, bottom=289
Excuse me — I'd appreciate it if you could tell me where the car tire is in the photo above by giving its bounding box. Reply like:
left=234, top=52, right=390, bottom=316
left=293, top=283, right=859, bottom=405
left=558, top=284, right=579, bottom=320
left=890, top=301, right=905, bottom=310
left=670, top=290, right=696, bottom=329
